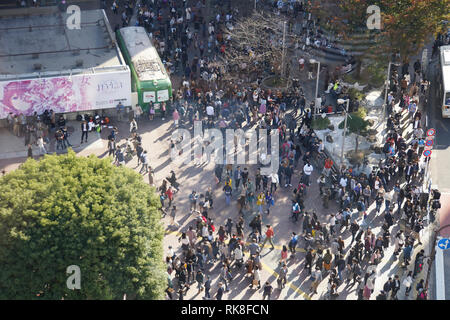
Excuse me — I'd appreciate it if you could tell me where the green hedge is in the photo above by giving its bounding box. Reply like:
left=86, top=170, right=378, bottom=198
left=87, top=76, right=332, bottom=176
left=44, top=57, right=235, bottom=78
left=312, top=116, right=331, bottom=130
left=338, top=112, right=369, bottom=134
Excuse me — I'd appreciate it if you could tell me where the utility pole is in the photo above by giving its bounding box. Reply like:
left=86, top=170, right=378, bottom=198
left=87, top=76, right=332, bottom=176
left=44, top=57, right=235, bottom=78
left=338, top=99, right=350, bottom=166
left=382, top=62, right=392, bottom=120
left=383, top=62, right=400, bottom=119
left=309, top=59, right=320, bottom=119
left=281, top=21, right=287, bottom=79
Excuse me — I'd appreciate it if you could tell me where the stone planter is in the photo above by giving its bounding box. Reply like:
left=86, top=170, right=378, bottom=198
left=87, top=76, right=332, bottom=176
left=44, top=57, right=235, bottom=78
left=261, top=76, right=290, bottom=91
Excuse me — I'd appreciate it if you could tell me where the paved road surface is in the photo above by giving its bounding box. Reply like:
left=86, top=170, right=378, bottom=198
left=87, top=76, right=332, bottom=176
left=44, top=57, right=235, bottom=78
left=425, top=50, right=450, bottom=300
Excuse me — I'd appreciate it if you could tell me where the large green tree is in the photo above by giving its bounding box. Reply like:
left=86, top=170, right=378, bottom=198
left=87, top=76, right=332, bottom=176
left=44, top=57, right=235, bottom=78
left=312, top=0, right=449, bottom=61
left=0, top=150, right=165, bottom=299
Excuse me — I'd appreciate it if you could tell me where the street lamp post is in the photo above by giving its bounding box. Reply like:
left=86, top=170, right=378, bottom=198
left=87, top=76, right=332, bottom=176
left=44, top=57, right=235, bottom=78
left=281, top=21, right=287, bottom=79
left=383, top=62, right=400, bottom=119
left=309, top=58, right=320, bottom=118
left=338, top=98, right=350, bottom=166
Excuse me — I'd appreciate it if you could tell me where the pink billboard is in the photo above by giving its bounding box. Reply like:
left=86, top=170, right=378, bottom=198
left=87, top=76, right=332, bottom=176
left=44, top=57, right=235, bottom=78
left=0, top=69, right=131, bottom=119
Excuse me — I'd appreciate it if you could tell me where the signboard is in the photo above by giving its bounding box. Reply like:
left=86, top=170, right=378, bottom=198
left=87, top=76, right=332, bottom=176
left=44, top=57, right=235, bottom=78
left=0, top=69, right=132, bottom=119
left=424, top=145, right=433, bottom=151
left=423, top=149, right=432, bottom=157
left=143, top=91, right=156, bottom=103
left=426, top=128, right=436, bottom=137
left=437, top=238, right=450, bottom=250
left=157, top=89, right=169, bottom=102
left=425, top=139, right=434, bottom=147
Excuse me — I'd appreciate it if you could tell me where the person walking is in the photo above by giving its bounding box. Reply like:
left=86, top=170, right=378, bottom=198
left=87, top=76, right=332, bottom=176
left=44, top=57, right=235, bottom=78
left=262, top=281, right=273, bottom=300
left=261, top=225, right=275, bottom=250
left=279, top=245, right=288, bottom=265
left=62, top=127, right=72, bottom=148
left=139, top=150, right=149, bottom=174
left=256, top=192, right=265, bottom=214
left=219, top=264, right=230, bottom=292
left=169, top=206, right=178, bottom=227
left=403, top=271, right=413, bottom=297
left=288, top=232, right=299, bottom=257
left=310, top=266, right=322, bottom=294
left=37, top=136, right=47, bottom=155
left=267, top=170, right=278, bottom=193
left=350, top=220, right=360, bottom=245
left=390, top=275, right=401, bottom=300
left=304, top=248, right=314, bottom=275
left=223, top=183, right=232, bottom=206
left=196, top=270, right=204, bottom=294
left=130, top=118, right=138, bottom=134
left=203, top=275, right=211, bottom=300
left=81, top=120, right=88, bottom=144
left=108, top=137, right=116, bottom=156
left=189, top=191, right=199, bottom=213
left=278, top=263, right=288, bottom=289
left=216, top=282, right=224, bottom=300
left=303, top=161, right=314, bottom=186
left=249, top=266, right=261, bottom=289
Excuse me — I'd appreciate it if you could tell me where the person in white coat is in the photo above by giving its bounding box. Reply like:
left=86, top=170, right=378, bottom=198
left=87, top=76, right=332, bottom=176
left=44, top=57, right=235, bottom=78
left=250, top=266, right=261, bottom=289
left=403, top=271, right=413, bottom=297
left=234, top=245, right=244, bottom=268
left=303, top=162, right=314, bottom=186
left=37, top=136, right=47, bottom=155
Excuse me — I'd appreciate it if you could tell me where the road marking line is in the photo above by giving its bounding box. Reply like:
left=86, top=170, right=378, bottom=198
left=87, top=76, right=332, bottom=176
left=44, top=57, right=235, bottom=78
left=435, top=238, right=446, bottom=300
left=260, top=260, right=312, bottom=300
left=164, top=229, right=307, bottom=253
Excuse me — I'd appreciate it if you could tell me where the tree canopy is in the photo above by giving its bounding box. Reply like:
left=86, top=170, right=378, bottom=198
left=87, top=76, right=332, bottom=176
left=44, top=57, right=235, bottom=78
left=221, top=11, right=290, bottom=82
left=0, top=150, right=165, bottom=300
left=312, top=0, right=449, bottom=61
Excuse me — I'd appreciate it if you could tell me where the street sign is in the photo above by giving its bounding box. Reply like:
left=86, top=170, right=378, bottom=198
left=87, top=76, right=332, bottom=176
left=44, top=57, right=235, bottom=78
left=425, top=139, right=434, bottom=147
left=427, top=128, right=436, bottom=137
left=437, top=238, right=450, bottom=250
left=424, top=145, right=433, bottom=151
left=423, top=150, right=432, bottom=157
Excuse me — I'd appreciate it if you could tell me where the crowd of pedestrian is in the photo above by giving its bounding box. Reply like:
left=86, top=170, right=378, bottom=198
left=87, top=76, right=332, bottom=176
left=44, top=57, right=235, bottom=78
left=3, top=0, right=444, bottom=301
left=102, top=0, right=441, bottom=301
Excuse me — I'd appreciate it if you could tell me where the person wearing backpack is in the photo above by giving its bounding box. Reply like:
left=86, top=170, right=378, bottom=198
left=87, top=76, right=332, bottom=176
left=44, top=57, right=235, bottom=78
left=139, top=151, right=149, bottom=174
left=416, top=279, right=426, bottom=299
left=223, top=184, right=232, bottom=206
left=189, top=191, right=199, bottom=213
left=136, top=143, right=143, bottom=166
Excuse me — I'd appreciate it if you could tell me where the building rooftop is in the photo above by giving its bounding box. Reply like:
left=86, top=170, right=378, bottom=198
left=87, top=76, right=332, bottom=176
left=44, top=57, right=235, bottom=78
left=0, top=8, right=125, bottom=79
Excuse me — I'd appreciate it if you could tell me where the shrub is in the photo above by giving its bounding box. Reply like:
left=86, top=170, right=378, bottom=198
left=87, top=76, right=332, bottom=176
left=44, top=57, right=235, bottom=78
left=353, top=107, right=368, bottom=119
left=338, top=112, right=369, bottom=134
left=348, top=88, right=366, bottom=101
left=312, top=116, right=331, bottom=130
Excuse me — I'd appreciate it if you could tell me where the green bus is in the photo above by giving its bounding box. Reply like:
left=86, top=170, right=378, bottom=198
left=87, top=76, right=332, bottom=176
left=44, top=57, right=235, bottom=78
left=116, top=26, right=172, bottom=114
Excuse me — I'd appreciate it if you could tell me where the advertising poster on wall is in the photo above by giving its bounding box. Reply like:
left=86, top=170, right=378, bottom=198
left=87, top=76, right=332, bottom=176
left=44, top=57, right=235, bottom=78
left=143, top=91, right=156, bottom=103
left=157, top=89, right=169, bottom=102
left=0, top=69, right=131, bottom=119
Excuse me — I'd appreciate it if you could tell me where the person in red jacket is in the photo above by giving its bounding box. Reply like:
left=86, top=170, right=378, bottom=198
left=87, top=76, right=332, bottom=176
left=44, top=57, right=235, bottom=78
left=323, top=157, right=334, bottom=177
left=261, top=225, right=275, bottom=250
left=165, top=186, right=174, bottom=208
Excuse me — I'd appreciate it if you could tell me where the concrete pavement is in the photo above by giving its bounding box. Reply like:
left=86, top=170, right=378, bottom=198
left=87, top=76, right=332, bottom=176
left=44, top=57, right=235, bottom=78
left=0, top=113, right=431, bottom=300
